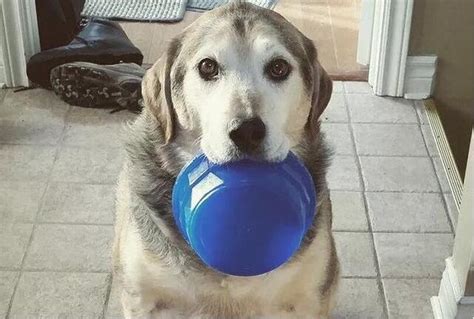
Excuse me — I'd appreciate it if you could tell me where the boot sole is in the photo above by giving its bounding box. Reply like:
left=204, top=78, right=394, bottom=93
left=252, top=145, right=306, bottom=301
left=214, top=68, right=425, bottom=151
left=50, top=64, right=142, bottom=109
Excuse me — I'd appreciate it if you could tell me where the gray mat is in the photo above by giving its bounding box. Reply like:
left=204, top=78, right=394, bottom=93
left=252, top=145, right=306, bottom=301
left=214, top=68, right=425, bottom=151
left=82, top=0, right=188, bottom=21
left=187, top=0, right=278, bottom=10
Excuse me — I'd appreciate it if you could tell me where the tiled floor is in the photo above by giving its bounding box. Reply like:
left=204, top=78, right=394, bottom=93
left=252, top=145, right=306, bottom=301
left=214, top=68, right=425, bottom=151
left=0, top=83, right=458, bottom=318
left=120, top=0, right=367, bottom=79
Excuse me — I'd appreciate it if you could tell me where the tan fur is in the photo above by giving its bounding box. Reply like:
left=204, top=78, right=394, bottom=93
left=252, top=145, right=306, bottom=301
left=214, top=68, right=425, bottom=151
left=114, top=187, right=337, bottom=318
left=113, top=3, right=339, bottom=318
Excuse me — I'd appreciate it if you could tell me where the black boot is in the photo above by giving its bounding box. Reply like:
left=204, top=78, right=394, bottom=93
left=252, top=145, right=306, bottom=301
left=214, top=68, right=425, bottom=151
left=27, top=18, right=143, bottom=88
left=50, top=62, right=145, bottom=111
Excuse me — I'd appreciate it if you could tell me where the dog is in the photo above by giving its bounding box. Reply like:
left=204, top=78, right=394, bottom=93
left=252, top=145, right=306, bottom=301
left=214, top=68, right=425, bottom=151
left=113, top=2, right=339, bottom=318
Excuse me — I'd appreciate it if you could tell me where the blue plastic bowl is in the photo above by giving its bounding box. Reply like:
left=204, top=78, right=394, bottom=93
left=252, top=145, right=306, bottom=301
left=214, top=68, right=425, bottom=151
left=172, top=152, right=316, bottom=276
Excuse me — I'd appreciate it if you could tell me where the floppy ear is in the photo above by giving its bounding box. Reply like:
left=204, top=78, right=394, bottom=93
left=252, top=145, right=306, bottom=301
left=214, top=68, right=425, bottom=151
left=303, top=38, right=333, bottom=130
left=141, top=39, right=182, bottom=144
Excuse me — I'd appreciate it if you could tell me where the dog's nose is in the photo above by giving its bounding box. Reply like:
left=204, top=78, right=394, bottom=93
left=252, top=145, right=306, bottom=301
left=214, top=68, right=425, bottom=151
left=229, top=118, right=266, bottom=153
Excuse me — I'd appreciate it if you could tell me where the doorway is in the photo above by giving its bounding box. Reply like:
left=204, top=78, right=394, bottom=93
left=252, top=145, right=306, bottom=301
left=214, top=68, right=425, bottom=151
left=118, top=0, right=367, bottom=81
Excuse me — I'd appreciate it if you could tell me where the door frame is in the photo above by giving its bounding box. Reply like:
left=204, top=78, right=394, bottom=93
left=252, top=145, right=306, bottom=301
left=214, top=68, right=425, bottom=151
left=357, top=0, right=414, bottom=97
left=431, top=127, right=474, bottom=318
left=0, top=0, right=40, bottom=87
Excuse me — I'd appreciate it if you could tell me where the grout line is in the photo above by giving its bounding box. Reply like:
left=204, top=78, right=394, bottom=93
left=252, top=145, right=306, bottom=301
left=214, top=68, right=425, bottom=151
left=347, top=122, right=423, bottom=127
left=33, top=180, right=118, bottom=186
left=329, top=188, right=450, bottom=194
left=50, top=144, right=124, bottom=151
left=34, top=221, right=114, bottom=226
left=0, top=142, right=60, bottom=147
left=2, top=269, right=442, bottom=280
left=322, top=120, right=420, bottom=124
left=357, top=154, right=433, bottom=159
left=343, top=91, right=380, bottom=95
left=101, top=273, right=114, bottom=319
left=342, top=92, right=390, bottom=319
left=3, top=269, right=111, bottom=274
left=5, top=105, right=72, bottom=319
left=414, top=102, right=455, bottom=234
left=340, top=276, right=378, bottom=279
left=334, top=189, right=451, bottom=194
left=332, top=154, right=435, bottom=159
left=333, top=229, right=453, bottom=234
left=341, top=275, right=443, bottom=280
left=357, top=154, right=431, bottom=158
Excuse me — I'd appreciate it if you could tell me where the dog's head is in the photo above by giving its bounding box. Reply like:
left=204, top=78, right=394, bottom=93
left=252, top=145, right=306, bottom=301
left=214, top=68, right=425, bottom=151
left=142, top=2, right=332, bottom=163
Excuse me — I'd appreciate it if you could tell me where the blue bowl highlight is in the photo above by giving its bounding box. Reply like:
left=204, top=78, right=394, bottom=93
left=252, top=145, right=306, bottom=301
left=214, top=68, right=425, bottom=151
left=172, top=152, right=316, bottom=276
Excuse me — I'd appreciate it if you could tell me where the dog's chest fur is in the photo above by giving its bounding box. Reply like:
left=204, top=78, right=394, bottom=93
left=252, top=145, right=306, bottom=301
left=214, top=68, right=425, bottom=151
left=116, top=176, right=332, bottom=318
left=113, top=114, right=336, bottom=318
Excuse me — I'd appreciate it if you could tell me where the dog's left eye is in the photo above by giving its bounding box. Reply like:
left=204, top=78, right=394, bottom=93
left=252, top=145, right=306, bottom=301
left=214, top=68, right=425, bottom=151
left=265, top=59, right=291, bottom=81
left=198, top=58, right=219, bottom=80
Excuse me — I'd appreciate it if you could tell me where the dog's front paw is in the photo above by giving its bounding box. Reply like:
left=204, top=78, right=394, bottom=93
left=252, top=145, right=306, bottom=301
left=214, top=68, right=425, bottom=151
left=121, top=290, right=156, bottom=319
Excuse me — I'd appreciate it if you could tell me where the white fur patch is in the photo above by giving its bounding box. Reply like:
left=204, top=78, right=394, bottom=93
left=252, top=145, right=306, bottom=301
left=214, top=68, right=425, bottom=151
left=181, top=32, right=309, bottom=163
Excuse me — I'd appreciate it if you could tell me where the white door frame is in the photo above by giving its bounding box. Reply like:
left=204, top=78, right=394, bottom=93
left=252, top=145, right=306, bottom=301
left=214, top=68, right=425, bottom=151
left=357, top=0, right=415, bottom=97
left=0, top=0, right=40, bottom=87
left=431, top=128, right=474, bottom=318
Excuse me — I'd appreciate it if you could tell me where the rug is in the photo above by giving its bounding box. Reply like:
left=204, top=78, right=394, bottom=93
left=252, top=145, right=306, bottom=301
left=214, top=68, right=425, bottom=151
left=187, top=0, right=278, bottom=11
left=82, top=0, right=188, bottom=21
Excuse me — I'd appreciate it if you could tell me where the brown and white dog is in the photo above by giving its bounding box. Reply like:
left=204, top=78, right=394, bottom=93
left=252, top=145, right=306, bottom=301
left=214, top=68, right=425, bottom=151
left=113, top=2, right=339, bottom=318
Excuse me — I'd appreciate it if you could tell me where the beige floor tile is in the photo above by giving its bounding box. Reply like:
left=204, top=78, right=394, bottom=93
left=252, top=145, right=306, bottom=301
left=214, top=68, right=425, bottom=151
left=331, top=191, right=368, bottom=231
left=321, top=94, right=349, bottom=123
left=105, top=278, right=122, bottom=319
left=24, top=224, right=113, bottom=272
left=0, top=182, right=46, bottom=223
left=366, top=192, right=451, bottom=232
left=321, top=123, right=355, bottom=155
left=374, top=233, right=453, bottom=278
left=383, top=278, right=439, bottom=319
left=10, top=272, right=109, bottom=319
left=39, top=183, right=115, bottom=224
left=0, top=145, right=56, bottom=182
left=333, top=278, right=385, bottom=319
left=0, top=224, right=34, bottom=269
left=360, top=156, right=440, bottom=192
left=327, top=156, right=362, bottom=191
left=0, top=271, right=18, bottom=318
left=334, top=232, right=377, bottom=277
left=64, top=107, right=136, bottom=147
left=51, top=146, right=124, bottom=184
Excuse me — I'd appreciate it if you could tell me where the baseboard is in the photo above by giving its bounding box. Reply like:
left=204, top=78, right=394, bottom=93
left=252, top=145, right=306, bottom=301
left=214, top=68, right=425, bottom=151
left=424, top=100, right=464, bottom=211
left=460, top=296, right=474, bottom=305
left=432, top=257, right=463, bottom=319
left=404, top=56, right=437, bottom=99
left=329, top=70, right=368, bottom=82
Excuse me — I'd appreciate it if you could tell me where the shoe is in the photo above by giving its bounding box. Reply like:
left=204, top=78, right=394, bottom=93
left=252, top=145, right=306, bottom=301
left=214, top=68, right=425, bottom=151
left=27, top=18, right=143, bottom=88
left=50, top=62, right=145, bottom=111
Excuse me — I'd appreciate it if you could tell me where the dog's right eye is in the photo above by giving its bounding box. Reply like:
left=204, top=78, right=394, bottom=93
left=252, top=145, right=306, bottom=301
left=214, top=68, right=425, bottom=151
left=198, top=58, right=219, bottom=80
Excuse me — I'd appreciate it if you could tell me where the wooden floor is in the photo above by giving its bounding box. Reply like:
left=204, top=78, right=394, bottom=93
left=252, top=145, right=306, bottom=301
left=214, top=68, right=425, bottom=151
left=120, top=0, right=366, bottom=80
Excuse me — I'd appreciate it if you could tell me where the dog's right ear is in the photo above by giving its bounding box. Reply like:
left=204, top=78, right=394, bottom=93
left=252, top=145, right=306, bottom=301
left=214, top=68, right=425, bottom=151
left=301, top=36, right=333, bottom=132
left=141, top=38, right=182, bottom=144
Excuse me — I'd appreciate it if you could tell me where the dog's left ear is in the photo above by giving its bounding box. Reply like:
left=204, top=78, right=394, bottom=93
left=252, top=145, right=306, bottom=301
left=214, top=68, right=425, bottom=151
left=303, top=37, right=333, bottom=130
left=142, top=38, right=182, bottom=144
